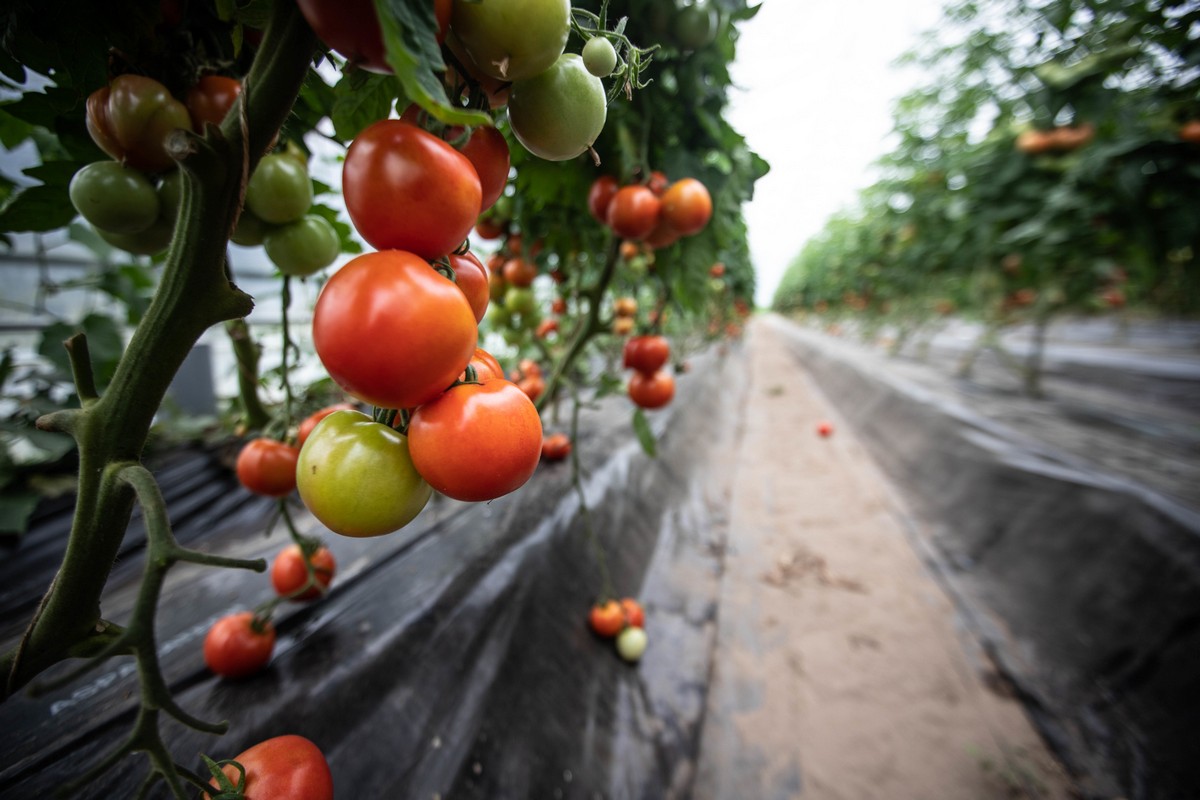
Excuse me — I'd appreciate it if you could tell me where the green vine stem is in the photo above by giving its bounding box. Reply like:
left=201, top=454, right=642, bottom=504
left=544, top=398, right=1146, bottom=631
left=225, top=318, right=271, bottom=431
left=2, top=0, right=316, bottom=701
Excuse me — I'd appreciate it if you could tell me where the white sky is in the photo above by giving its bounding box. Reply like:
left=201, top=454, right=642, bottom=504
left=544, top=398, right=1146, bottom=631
left=724, top=0, right=948, bottom=307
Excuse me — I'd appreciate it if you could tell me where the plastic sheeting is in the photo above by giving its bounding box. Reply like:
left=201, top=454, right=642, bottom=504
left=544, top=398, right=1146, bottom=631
left=770, top=315, right=1200, bottom=800
left=0, top=344, right=747, bottom=799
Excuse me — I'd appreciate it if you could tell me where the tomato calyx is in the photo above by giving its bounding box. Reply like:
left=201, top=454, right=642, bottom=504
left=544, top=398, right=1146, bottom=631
left=431, top=257, right=457, bottom=283
left=201, top=754, right=248, bottom=799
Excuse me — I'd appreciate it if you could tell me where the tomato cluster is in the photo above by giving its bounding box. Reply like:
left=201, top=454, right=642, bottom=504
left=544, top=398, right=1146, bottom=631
left=588, top=172, right=713, bottom=249
left=588, top=597, right=648, bottom=662
left=623, top=335, right=675, bottom=410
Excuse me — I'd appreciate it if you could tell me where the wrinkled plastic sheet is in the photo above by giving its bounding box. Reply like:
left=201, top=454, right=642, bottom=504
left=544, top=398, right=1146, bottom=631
left=0, top=344, right=747, bottom=799
left=770, top=315, right=1200, bottom=800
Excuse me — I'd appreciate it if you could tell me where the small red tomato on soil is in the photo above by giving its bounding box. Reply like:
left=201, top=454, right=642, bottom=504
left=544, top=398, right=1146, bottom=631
left=628, top=370, right=675, bottom=409
left=621, top=598, right=645, bottom=628
left=816, top=420, right=834, bottom=438
left=236, top=438, right=301, bottom=497
left=206, top=734, right=333, bottom=800
left=541, top=432, right=571, bottom=461
left=271, top=544, right=337, bottom=601
left=589, top=600, right=625, bottom=638
left=204, top=612, right=276, bottom=679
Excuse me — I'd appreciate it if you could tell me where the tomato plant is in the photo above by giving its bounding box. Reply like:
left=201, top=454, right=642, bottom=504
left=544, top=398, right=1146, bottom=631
left=205, top=734, right=333, bottom=800
left=271, top=543, right=336, bottom=601
left=408, top=379, right=543, bottom=502
left=236, top=438, right=301, bottom=497
left=296, top=409, right=432, bottom=537
left=507, top=53, right=608, bottom=161
left=312, top=250, right=477, bottom=409
left=203, top=612, right=276, bottom=679
left=343, top=120, right=481, bottom=258
left=86, top=74, right=192, bottom=173
left=628, top=370, right=675, bottom=410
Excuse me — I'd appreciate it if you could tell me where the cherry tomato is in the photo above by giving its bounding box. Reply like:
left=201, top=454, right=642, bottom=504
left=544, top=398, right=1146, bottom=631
left=455, top=125, right=510, bottom=211
left=464, top=347, right=505, bottom=381
left=535, top=318, right=559, bottom=339
left=236, top=438, right=300, bottom=497
left=628, top=370, right=675, bottom=409
left=246, top=153, right=312, bottom=225
left=86, top=74, right=191, bottom=174
left=674, top=1, right=719, bottom=50
left=661, top=178, right=712, bottom=236
left=612, top=316, right=635, bottom=336
left=313, top=250, right=478, bottom=409
left=551, top=297, right=567, bottom=314
left=613, top=296, right=638, bottom=317
left=620, top=598, right=645, bottom=628
left=643, top=218, right=682, bottom=250
left=204, top=612, right=275, bottom=679
left=232, top=207, right=270, bottom=247
left=343, top=120, right=481, bottom=259
left=186, top=75, right=242, bottom=131
left=271, top=544, right=336, bottom=601
left=508, top=53, right=607, bottom=161
left=582, top=36, right=618, bottom=78
left=646, top=171, right=669, bottom=196
left=517, top=358, right=543, bottom=378
left=475, top=217, right=506, bottom=239
left=206, top=735, right=333, bottom=800
left=517, top=373, right=546, bottom=403
left=296, top=410, right=432, bottom=537
left=451, top=0, right=570, bottom=81
left=502, top=257, right=537, bottom=287
left=587, top=175, right=618, bottom=223
left=541, top=432, right=571, bottom=462
left=69, top=161, right=160, bottom=234
left=298, top=403, right=357, bottom=445
left=298, top=0, right=450, bottom=73
left=264, top=215, right=339, bottom=276
left=709, top=262, right=726, bottom=278
left=449, top=251, right=490, bottom=323
left=408, top=379, right=543, bottom=502
left=606, top=185, right=661, bottom=240
left=589, top=600, right=624, bottom=637
left=623, top=335, right=670, bottom=374
left=616, top=625, right=648, bottom=662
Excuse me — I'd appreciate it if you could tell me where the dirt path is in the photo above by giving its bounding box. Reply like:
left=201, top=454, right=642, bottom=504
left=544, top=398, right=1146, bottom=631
left=693, top=317, right=1073, bottom=799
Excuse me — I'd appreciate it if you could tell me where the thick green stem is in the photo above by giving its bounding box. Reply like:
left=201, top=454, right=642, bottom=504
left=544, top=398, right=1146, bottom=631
left=226, top=318, right=271, bottom=430
left=2, top=0, right=317, bottom=701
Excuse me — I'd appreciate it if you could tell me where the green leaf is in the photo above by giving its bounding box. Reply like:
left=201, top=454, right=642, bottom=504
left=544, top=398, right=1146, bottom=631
left=0, top=487, right=41, bottom=537
left=331, top=72, right=396, bottom=141
left=631, top=408, right=657, bottom=458
left=0, top=183, right=78, bottom=233
left=375, top=0, right=489, bottom=128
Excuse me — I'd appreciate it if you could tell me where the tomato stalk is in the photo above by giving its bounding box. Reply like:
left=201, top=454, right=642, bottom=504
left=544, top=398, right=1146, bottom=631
left=225, top=318, right=272, bottom=430
left=0, top=0, right=317, bottom=754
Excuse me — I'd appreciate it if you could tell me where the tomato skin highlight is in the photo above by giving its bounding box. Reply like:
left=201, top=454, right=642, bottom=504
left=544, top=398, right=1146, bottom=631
left=271, top=544, right=336, bottom=601
left=408, top=379, right=543, bottom=502
left=343, top=120, right=482, bottom=259
left=236, top=438, right=300, bottom=497
left=297, top=410, right=433, bottom=537
left=628, top=370, right=675, bottom=409
left=313, top=250, right=478, bottom=409
left=207, top=734, right=333, bottom=800
left=204, top=612, right=275, bottom=679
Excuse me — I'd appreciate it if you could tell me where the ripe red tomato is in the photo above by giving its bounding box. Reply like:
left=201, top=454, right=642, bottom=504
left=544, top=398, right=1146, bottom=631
left=503, top=257, right=537, bottom=287
left=643, top=218, right=681, bottom=250
left=186, top=75, right=242, bottom=131
left=1179, top=120, right=1200, bottom=144
left=551, top=297, right=567, bottom=314
left=536, top=318, right=559, bottom=339
left=454, top=125, right=510, bottom=211
left=628, top=370, right=675, bottom=409
left=204, top=612, right=275, bottom=679
left=86, top=74, right=192, bottom=174
left=646, top=171, right=669, bottom=196
left=621, top=598, right=645, bottom=628
left=613, top=296, right=638, bottom=317
left=709, top=262, right=726, bottom=278
left=298, top=0, right=450, bottom=73
left=661, top=178, right=712, bottom=236
left=589, top=600, right=624, bottom=637
left=517, top=373, right=546, bottom=402
left=408, top=379, right=543, bottom=502
left=816, top=420, right=834, bottom=438
left=298, top=403, right=356, bottom=446
left=475, top=217, right=505, bottom=239
left=207, top=735, right=333, bottom=800
left=464, top=347, right=505, bottom=381
left=449, top=251, right=490, bottom=323
left=271, top=544, right=336, bottom=601
left=236, top=438, right=300, bottom=497
left=623, top=335, right=670, bottom=374
left=313, top=251, right=478, bottom=409
left=587, top=175, right=619, bottom=223
left=606, top=185, right=661, bottom=240
left=541, top=432, right=571, bottom=461
left=343, top=120, right=482, bottom=259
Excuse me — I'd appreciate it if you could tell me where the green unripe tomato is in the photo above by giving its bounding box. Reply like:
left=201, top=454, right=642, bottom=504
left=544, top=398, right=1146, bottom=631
left=508, top=53, right=607, bottom=161
left=231, top=207, right=271, bottom=246
left=616, top=626, right=648, bottom=662
left=504, top=286, right=536, bottom=315
left=246, top=153, right=313, bottom=224
left=70, top=161, right=160, bottom=234
left=582, top=37, right=618, bottom=77
left=264, top=214, right=340, bottom=276
left=674, top=2, right=719, bottom=50
left=97, top=217, right=174, bottom=256
left=296, top=410, right=433, bottom=538
left=486, top=303, right=512, bottom=329
left=451, top=0, right=570, bottom=82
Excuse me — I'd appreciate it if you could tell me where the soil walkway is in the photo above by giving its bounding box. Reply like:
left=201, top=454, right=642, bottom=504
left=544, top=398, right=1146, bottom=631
left=693, top=316, right=1073, bottom=800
